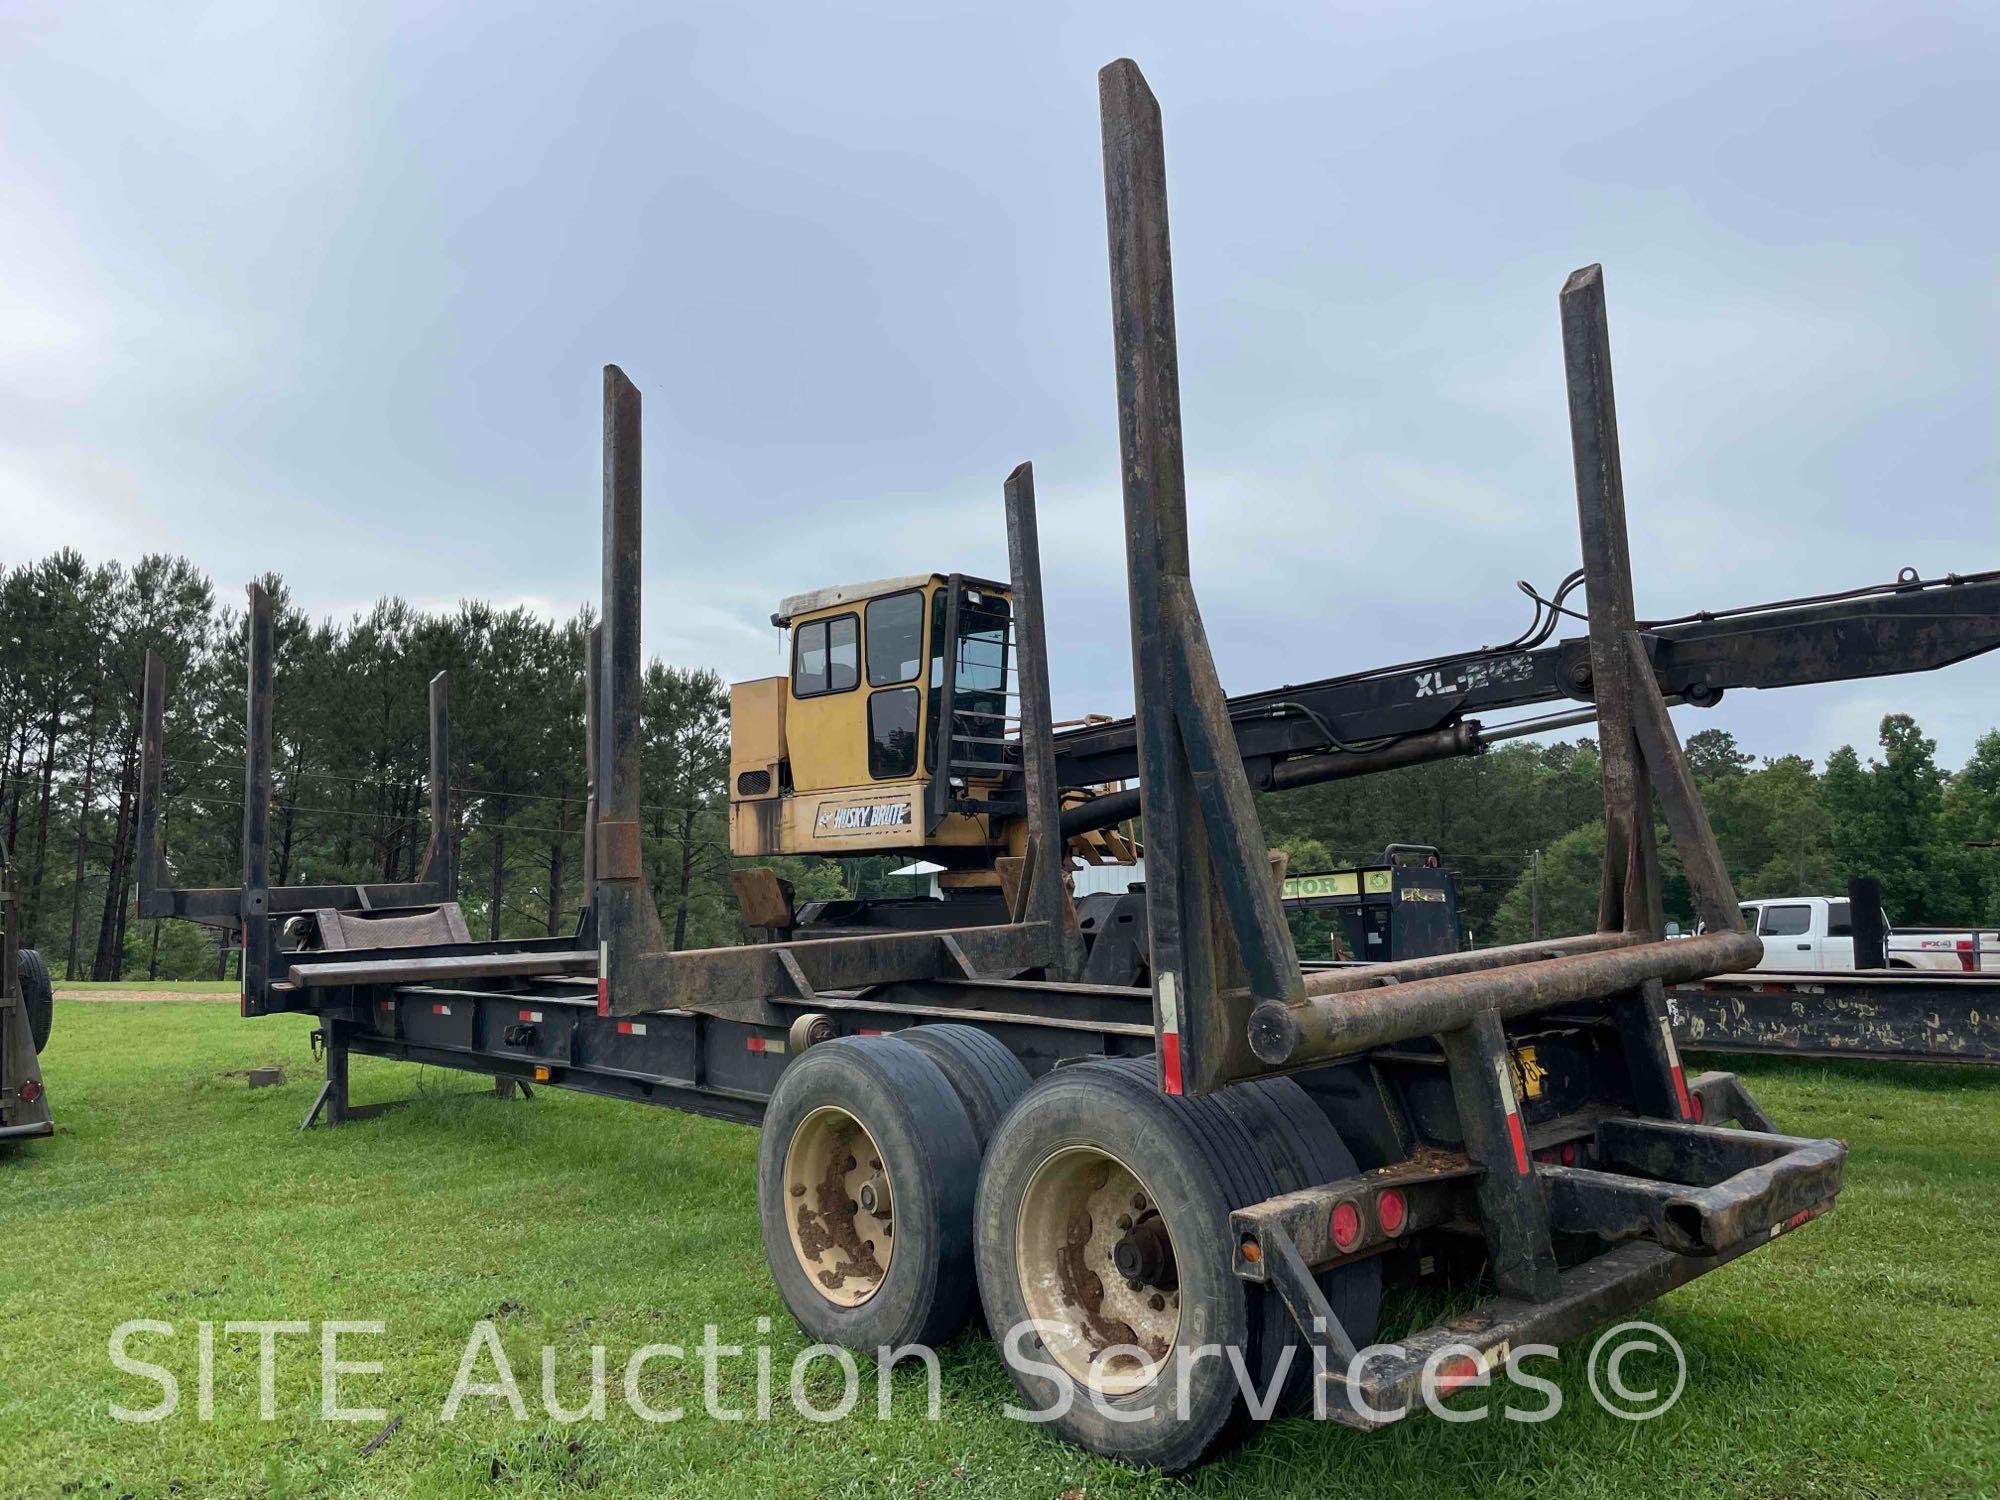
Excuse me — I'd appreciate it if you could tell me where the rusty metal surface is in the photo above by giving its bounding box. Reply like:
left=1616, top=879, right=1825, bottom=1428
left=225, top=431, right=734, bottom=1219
left=289, top=951, right=598, bottom=989
left=1543, top=1122, right=1843, bottom=1256
left=1252, top=930, right=1765, bottom=1067
left=1299, top=930, right=1639, bottom=999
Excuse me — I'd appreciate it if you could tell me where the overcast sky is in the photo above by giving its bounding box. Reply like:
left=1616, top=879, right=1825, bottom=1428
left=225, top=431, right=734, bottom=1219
left=3, top=1, right=1994, bottom=768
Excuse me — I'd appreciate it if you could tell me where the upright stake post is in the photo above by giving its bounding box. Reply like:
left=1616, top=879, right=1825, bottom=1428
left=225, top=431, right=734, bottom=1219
left=136, top=650, right=173, bottom=918
left=581, top=624, right=603, bottom=935
left=1559, top=265, right=1732, bottom=1123
left=420, top=671, right=454, bottom=897
left=594, top=366, right=668, bottom=1013
left=1560, top=264, right=1660, bottom=940
left=1101, top=59, right=1219, bottom=1096
left=1003, top=462, right=1083, bottom=979
left=241, top=584, right=275, bottom=1015
left=1100, top=59, right=1302, bottom=1095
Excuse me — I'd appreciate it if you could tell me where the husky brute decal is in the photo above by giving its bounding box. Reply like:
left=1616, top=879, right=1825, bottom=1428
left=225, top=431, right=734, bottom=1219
left=813, top=798, right=914, bottom=835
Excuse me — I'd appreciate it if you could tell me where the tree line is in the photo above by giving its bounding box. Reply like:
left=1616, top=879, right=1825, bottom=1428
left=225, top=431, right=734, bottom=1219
left=7, top=547, right=1996, bottom=979
left=1262, top=720, right=2000, bottom=948
left=0, top=551, right=740, bottom=979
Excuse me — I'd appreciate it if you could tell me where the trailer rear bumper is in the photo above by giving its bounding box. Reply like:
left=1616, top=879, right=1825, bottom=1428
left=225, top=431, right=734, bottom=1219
left=1233, top=1082, right=1845, bottom=1429
left=1322, top=1230, right=1818, bottom=1428
left=1539, top=1117, right=1843, bottom=1258
left=0, top=1119, right=55, bottom=1142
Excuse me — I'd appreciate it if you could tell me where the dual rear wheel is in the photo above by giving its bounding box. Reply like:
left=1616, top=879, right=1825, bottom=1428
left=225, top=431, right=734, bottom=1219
left=755, top=1035, right=1379, bottom=1472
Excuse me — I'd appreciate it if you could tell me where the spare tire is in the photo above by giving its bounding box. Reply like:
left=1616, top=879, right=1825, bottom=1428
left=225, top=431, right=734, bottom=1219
left=18, top=949, right=52, bottom=1054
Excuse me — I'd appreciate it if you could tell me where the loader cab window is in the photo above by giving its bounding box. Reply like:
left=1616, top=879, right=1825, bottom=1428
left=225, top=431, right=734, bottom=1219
left=869, top=686, right=920, bottom=779
left=866, top=590, right=924, bottom=686
left=793, top=614, right=858, bottom=698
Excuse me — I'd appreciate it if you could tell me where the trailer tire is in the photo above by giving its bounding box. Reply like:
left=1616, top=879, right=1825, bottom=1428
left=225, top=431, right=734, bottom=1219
left=758, top=1035, right=984, bottom=1353
left=1214, top=1075, right=1383, bottom=1398
left=1100, top=1063, right=1380, bottom=1407
left=973, top=1060, right=1282, bottom=1473
left=18, top=949, right=52, bottom=1055
left=901, top=1024, right=1032, bottom=1150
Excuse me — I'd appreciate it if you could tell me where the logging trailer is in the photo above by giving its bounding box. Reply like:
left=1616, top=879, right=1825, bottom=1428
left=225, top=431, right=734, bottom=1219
left=129, top=61, right=1952, bottom=1469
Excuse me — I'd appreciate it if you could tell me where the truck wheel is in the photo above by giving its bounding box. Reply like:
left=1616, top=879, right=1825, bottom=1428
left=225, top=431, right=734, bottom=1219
left=1099, top=1063, right=1379, bottom=1404
left=758, top=1036, right=984, bottom=1352
left=18, top=949, right=52, bottom=1054
left=973, top=1060, right=1282, bottom=1473
left=901, top=1024, right=1032, bottom=1149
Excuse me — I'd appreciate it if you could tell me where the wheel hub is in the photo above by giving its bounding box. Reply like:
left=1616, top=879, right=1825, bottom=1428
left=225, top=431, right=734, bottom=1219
left=782, top=1106, right=894, bottom=1307
left=1014, top=1146, right=1182, bottom=1395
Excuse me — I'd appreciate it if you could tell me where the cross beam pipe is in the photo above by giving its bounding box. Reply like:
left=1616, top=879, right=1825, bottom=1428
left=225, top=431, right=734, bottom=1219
left=1299, top=929, right=1641, bottom=998
left=1249, top=929, right=1764, bottom=1067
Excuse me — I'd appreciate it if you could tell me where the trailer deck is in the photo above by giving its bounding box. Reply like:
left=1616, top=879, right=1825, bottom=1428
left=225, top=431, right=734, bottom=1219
left=1671, top=967, right=2000, bottom=1065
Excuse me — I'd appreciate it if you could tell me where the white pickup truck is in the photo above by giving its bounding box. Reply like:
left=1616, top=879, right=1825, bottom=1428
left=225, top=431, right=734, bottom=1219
left=1736, top=896, right=1997, bottom=972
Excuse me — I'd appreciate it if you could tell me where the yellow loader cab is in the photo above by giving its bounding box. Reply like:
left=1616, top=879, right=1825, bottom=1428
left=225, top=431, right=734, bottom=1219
left=729, top=573, right=1025, bottom=882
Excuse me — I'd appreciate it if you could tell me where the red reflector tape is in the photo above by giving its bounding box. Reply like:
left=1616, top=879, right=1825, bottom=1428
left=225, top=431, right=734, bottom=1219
left=1434, top=1354, right=1482, bottom=1394
left=616, top=1020, right=646, bottom=1037
left=518, top=1009, right=543, bottom=1023
left=1493, top=1056, right=1530, bottom=1174
left=1658, top=1017, right=1695, bottom=1120
left=432, top=1003, right=451, bottom=1016
left=1157, top=973, right=1184, bottom=1095
left=747, top=1036, right=787, bottom=1055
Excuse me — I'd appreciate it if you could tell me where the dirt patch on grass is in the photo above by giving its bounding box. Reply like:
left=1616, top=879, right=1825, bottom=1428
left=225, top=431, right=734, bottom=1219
left=56, top=987, right=235, bottom=1003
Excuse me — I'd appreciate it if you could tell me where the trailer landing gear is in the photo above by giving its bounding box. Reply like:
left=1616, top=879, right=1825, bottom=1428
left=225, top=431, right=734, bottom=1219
left=301, top=1024, right=537, bottom=1130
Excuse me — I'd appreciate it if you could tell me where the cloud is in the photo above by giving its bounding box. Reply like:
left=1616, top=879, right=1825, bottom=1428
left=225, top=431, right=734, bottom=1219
left=3, top=0, right=1994, bottom=768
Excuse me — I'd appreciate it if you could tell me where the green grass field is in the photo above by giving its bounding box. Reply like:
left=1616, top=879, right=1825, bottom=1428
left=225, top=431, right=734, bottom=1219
left=2, top=1001, right=1995, bottom=1499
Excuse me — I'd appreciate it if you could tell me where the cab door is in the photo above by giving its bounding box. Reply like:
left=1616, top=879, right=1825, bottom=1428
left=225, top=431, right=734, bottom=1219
left=785, top=610, right=865, bottom=792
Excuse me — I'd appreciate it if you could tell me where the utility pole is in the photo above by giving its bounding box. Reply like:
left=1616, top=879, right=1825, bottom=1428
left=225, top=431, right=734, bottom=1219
left=1531, top=847, right=1542, bottom=941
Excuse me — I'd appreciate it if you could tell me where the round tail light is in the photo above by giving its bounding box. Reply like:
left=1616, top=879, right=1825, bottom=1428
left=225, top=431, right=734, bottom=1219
left=1376, top=1187, right=1408, bottom=1236
left=1330, top=1199, right=1363, bottom=1251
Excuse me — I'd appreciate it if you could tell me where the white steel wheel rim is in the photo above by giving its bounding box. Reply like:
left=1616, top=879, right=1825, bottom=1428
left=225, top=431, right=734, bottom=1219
left=1015, top=1145, right=1183, bottom=1396
left=782, top=1105, right=895, bottom=1308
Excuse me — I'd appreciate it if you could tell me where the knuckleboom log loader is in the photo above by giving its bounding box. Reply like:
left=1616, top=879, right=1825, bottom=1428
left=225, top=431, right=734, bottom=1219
left=133, top=62, right=1994, bottom=1470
